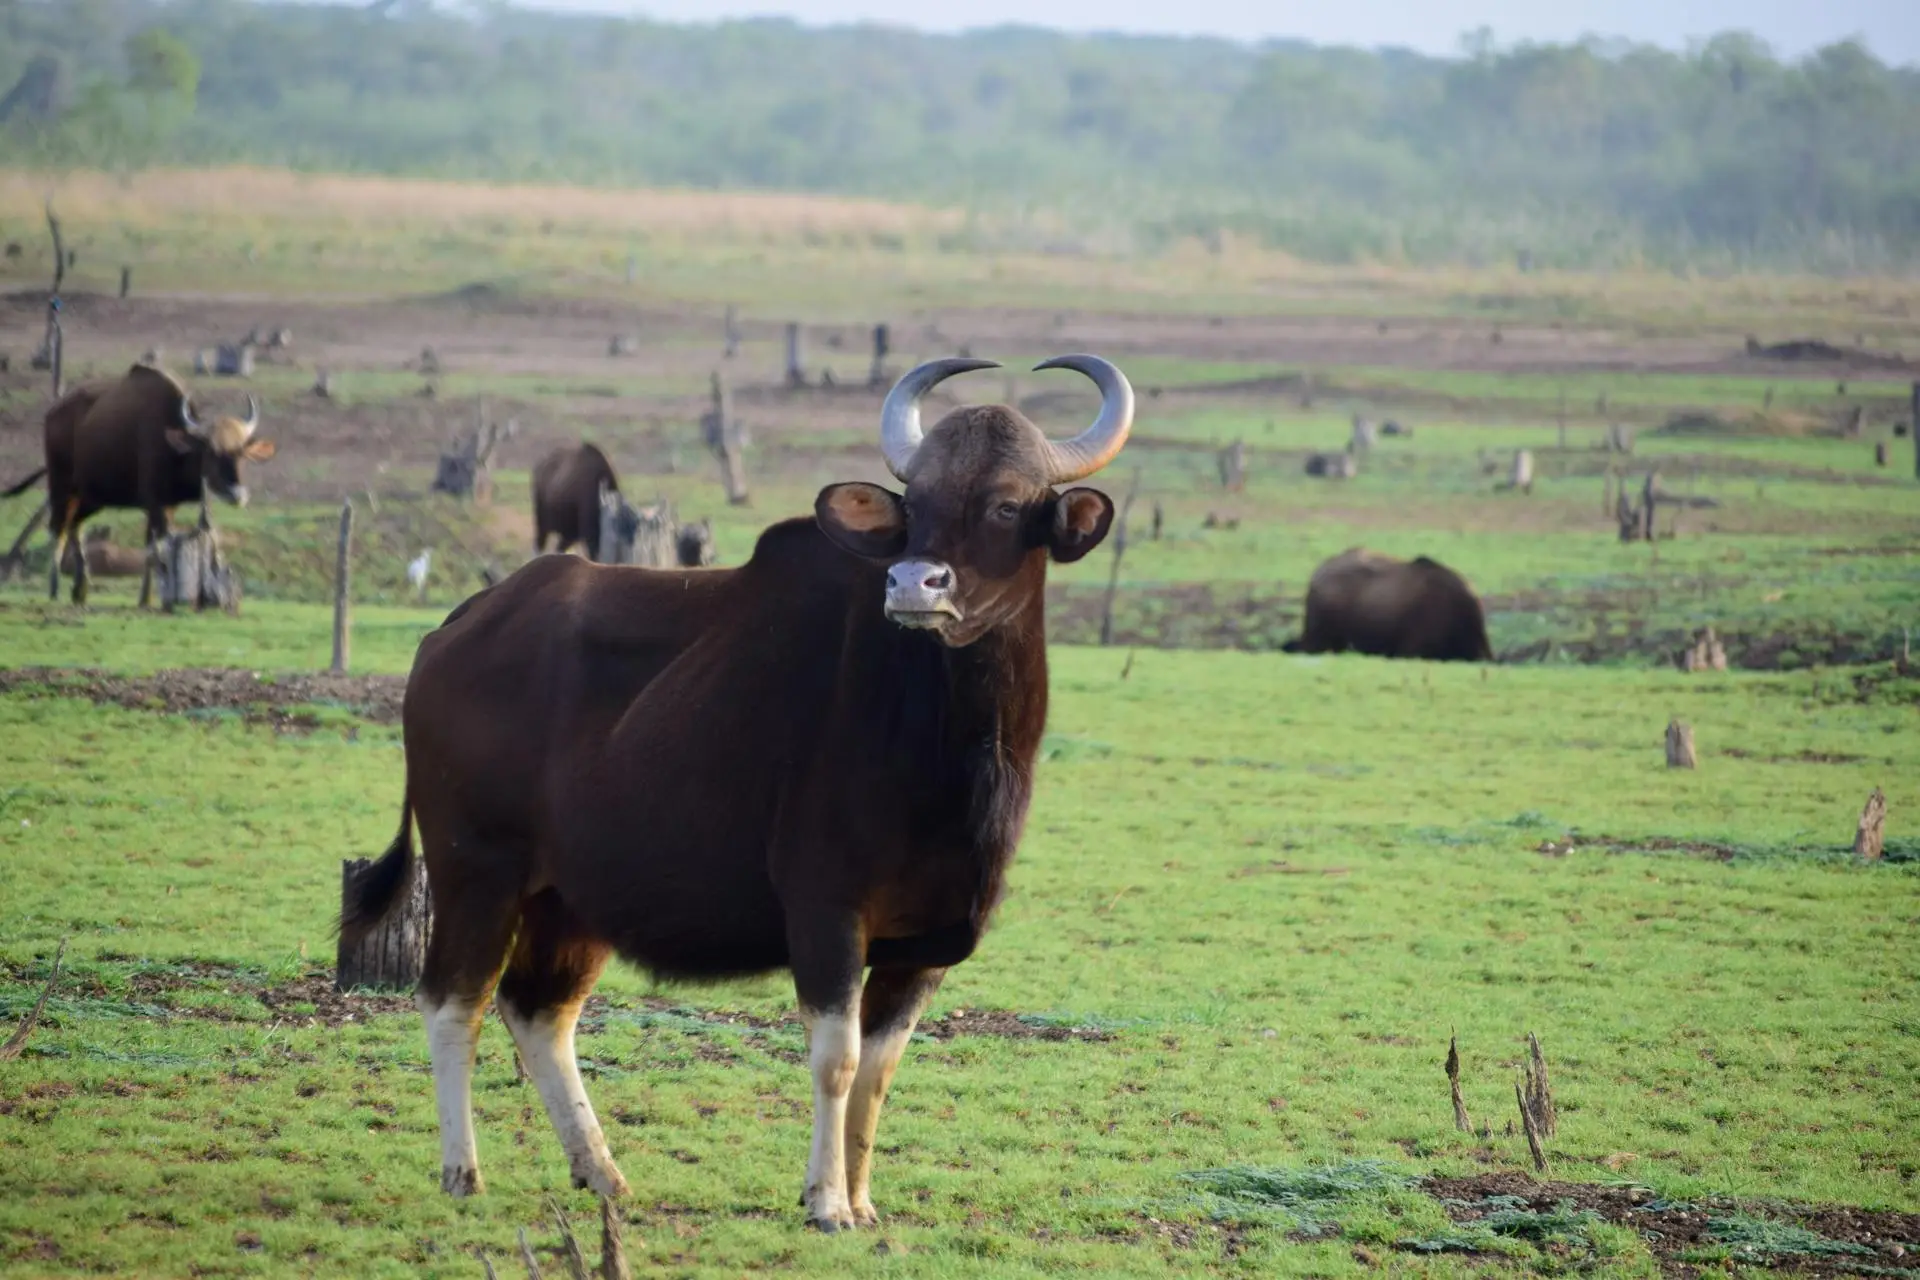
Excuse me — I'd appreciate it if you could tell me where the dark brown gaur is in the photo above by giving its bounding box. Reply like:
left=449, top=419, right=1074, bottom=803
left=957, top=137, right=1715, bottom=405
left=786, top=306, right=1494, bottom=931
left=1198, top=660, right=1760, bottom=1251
left=1282, top=547, right=1493, bottom=662
left=338, top=354, right=1132, bottom=1229
left=0, top=363, right=275, bottom=605
left=529, top=442, right=620, bottom=560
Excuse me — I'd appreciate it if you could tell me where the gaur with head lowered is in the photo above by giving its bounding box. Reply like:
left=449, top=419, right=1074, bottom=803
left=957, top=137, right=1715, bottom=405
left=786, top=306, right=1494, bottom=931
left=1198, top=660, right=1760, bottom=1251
left=338, top=355, right=1131, bottom=1229
left=1, top=363, right=276, bottom=605
left=1282, top=547, right=1493, bottom=662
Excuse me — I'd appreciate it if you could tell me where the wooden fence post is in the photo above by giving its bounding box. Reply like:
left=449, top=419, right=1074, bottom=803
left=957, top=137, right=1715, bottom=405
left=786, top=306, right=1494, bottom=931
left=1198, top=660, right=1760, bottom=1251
left=868, top=323, right=890, bottom=387
left=1349, top=415, right=1375, bottom=454
left=784, top=323, right=806, bottom=387
left=703, top=371, right=750, bottom=505
left=335, top=859, right=431, bottom=992
left=1097, top=469, right=1142, bottom=646
left=1217, top=440, right=1246, bottom=492
left=331, top=500, right=352, bottom=675
left=119, top=266, right=131, bottom=299
left=0, top=498, right=50, bottom=582
left=723, top=305, right=740, bottom=359
left=1911, top=382, right=1919, bottom=481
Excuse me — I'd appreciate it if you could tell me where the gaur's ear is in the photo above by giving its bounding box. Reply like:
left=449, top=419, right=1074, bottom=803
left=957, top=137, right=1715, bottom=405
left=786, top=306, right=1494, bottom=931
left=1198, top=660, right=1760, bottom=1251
left=1047, top=487, right=1114, bottom=563
left=815, top=482, right=908, bottom=559
left=164, top=429, right=197, bottom=455
left=243, top=438, right=277, bottom=462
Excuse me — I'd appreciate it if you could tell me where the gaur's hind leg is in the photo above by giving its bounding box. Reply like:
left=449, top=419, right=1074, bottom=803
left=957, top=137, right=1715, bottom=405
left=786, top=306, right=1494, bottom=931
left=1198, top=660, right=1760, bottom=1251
left=47, top=498, right=78, bottom=603
left=843, top=966, right=944, bottom=1227
left=789, top=916, right=866, bottom=1231
left=137, top=508, right=168, bottom=609
left=414, top=846, right=521, bottom=1198
left=493, top=889, right=626, bottom=1198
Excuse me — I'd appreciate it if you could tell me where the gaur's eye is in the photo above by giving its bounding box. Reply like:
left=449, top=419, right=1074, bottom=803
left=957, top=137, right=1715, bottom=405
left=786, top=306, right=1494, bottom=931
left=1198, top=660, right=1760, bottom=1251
left=992, top=502, right=1020, bottom=522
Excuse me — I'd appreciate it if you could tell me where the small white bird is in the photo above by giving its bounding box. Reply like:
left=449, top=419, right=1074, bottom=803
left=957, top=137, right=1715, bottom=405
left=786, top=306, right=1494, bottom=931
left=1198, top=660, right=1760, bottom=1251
left=406, top=550, right=432, bottom=599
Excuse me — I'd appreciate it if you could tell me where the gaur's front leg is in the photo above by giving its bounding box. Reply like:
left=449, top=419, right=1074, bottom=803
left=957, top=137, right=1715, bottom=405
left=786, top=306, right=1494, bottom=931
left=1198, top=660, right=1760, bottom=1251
left=844, top=966, right=945, bottom=1227
left=789, top=916, right=867, bottom=1232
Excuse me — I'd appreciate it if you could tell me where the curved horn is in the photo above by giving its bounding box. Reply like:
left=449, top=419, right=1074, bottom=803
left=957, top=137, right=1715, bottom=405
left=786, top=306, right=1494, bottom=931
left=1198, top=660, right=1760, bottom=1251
left=179, top=396, right=210, bottom=439
left=1034, top=354, right=1134, bottom=483
left=240, top=394, right=260, bottom=439
left=879, top=356, right=1002, bottom=480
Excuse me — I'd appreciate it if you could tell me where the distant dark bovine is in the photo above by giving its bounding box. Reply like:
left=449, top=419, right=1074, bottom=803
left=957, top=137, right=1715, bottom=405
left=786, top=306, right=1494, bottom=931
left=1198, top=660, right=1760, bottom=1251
left=1, top=363, right=275, bottom=605
left=530, top=442, right=619, bottom=560
left=1281, top=547, right=1492, bottom=662
left=338, top=356, right=1131, bottom=1229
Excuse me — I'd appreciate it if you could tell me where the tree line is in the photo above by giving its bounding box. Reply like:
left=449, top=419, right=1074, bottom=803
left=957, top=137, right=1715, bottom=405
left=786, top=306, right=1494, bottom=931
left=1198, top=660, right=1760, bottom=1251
left=2, top=0, right=1916, bottom=270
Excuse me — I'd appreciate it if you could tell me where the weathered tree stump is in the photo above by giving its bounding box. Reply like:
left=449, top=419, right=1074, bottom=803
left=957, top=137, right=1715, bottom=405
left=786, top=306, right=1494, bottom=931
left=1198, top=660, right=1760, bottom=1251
left=1680, top=626, right=1728, bottom=672
left=1445, top=1033, right=1472, bottom=1133
left=1603, top=422, right=1633, bottom=454
left=1874, top=441, right=1888, bottom=467
left=1854, top=787, right=1886, bottom=861
left=1665, top=719, right=1697, bottom=769
left=335, top=859, right=431, bottom=992
left=722, top=305, right=740, bottom=359
left=154, top=520, right=240, bottom=614
left=597, top=487, right=678, bottom=567
left=1349, top=415, right=1375, bottom=454
left=1502, top=449, right=1534, bottom=494
left=675, top=519, right=715, bottom=567
left=432, top=410, right=512, bottom=501
left=1217, top=440, right=1246, bottom=492
left=119, top=266, right=131, bottom=299
left=312, top=369, right=334, bottom=399
left=607, top=333, right=638, bottom=357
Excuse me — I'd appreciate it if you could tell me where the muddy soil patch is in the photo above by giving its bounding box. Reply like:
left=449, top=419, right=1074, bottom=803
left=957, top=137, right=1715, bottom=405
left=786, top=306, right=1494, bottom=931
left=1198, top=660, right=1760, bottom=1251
left=0, top=666, right=405, bottom=727
left=1421, top=1172, right=1920, bottom=1278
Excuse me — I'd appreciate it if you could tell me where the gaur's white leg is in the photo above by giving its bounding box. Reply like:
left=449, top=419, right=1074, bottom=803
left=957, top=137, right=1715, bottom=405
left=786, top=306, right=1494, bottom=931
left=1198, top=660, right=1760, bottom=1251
left=496, top=999, right=627, bottom=1197
left=799, top=1004, right=862, bottom=1231
left=419, top=991, right=488, bottom=1196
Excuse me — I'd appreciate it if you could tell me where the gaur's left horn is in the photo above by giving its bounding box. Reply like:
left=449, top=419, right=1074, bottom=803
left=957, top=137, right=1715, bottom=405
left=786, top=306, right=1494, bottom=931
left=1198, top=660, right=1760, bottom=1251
left=1034, top=354, right=1133, bottom=483
left=241, top=394, right=260, bottom=438
left=879, top=356, right=1002, bottom=480
left=180, top=397, right=210, bottom=438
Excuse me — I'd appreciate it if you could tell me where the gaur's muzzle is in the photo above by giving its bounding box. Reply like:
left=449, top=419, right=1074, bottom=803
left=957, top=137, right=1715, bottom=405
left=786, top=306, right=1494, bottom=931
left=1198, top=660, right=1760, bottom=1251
left=884, top=558, right=960, bottom=628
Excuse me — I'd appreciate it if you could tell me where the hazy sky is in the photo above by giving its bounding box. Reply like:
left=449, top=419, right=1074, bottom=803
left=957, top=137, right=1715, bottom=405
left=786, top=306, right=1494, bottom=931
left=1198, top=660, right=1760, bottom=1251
left=496, top=0, right=1920, bottom=63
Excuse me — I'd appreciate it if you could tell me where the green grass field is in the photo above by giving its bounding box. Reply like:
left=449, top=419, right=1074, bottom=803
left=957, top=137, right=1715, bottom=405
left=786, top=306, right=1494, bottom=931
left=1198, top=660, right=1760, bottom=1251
left=1, top=600, right=1916, bottom=1277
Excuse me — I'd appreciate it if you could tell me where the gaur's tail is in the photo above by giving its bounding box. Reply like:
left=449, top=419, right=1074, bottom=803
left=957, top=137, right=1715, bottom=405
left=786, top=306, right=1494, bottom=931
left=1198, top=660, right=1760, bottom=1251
left=338, top=796, right=416, bottom=944
left=1, top=468, right=46, bottom=499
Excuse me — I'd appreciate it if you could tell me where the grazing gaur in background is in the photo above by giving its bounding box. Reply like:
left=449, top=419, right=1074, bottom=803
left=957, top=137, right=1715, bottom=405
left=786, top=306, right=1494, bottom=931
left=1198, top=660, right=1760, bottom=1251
left=530, top=442, right=620, bottom=560
left=1, top=363, right=276, bottom=605
left=339, top=355, right=1132, bottom=1229
left=1282, top=547, right=1492, bottom=662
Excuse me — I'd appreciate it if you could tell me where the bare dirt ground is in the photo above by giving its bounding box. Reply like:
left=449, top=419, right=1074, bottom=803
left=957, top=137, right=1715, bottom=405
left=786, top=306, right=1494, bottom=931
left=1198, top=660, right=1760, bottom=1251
left=0, top=666, right=405, bottom=729
left=1, top=289, right=1902, bottom=502
left=1421, top=1172, right=1920, bottom=1279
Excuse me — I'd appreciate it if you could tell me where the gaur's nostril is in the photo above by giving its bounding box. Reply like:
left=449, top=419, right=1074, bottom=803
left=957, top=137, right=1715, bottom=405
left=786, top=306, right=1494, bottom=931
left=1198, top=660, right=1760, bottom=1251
left=923, top=568, right=951, bottom=591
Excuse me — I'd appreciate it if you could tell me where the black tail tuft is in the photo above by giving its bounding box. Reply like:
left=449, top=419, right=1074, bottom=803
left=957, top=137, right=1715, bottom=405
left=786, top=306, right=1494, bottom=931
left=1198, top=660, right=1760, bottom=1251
left=337, top=801, right=415, bottom=944
left=2, top=467, right=47, bottom=499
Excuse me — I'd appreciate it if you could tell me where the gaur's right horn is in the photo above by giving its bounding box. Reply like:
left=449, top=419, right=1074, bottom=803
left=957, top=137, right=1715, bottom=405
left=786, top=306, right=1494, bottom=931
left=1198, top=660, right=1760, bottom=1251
left=879, top=356, right=1002, bottom=481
